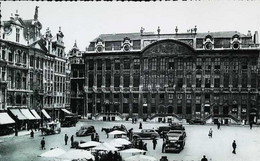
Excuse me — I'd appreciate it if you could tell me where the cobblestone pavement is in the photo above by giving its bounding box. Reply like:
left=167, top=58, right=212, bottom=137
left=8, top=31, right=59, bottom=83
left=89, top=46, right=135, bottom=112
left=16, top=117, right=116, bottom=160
left=0, top=120, right=259, bottom=161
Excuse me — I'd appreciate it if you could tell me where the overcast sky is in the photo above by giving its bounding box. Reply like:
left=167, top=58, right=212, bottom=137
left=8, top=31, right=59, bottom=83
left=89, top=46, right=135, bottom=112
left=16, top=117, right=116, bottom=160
left=2, top=1, right=260, bottom=52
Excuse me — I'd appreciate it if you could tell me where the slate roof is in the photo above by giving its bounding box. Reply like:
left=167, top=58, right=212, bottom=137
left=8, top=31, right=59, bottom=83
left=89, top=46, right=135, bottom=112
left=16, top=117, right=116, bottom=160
left=92, top=32, right=154, bottom=42
left=91, top=31, right=250, bottom=43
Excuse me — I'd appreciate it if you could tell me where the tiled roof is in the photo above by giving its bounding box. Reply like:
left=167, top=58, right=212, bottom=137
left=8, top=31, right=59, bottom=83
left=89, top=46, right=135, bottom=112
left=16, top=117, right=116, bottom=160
left=92, top=32, right=154, bottom=42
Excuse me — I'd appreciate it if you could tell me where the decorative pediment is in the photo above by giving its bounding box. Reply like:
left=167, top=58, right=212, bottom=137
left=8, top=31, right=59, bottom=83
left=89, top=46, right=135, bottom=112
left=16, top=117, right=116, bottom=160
left=142, top=39, right=195, bottom=56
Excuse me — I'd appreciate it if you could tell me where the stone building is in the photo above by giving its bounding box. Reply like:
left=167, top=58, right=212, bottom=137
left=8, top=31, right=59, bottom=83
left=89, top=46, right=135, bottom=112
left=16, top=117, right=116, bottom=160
left=0, top=7, right=71, bottom=125
left=68, top=42, right=85, bottom=116
left=83, top=27, right=260, bottom=124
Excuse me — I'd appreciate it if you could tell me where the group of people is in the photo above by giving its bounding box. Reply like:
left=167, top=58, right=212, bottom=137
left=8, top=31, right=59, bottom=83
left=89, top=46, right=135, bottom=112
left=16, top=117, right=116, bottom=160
left=91, top=132, right=100, bottom=142
left=94, top=151, right=122, bottom=161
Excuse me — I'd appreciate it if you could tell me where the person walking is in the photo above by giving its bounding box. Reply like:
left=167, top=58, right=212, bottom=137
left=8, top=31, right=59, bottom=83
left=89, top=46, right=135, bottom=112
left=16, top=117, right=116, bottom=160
left=208, top=128, right=213, bottom=138
left=201, top=155, right=208, bottom=161
left=64, top=134, right=68, bottom=145
left=217, top=121, right=221, bottom=130
left=139, top=122, right=142, bottom=129
left=250, top=121, right=253, bottom=129
left=41, top=137, right=45, bottom=150
left=152, top=137, right=157, bottom=150
left=143, top=143, right=147, bottom=155
left=70, top=135, right=74, bottom=147
left=232, top=140, right=237, bottom=154
left=30, top=130, right=34, bottom=138
left=162, top=140, right=166, bottom=153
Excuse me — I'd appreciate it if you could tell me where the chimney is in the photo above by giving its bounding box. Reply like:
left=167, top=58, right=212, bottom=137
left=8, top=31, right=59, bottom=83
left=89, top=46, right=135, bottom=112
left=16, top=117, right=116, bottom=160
left=247, top=30, right=251, bottom=37
left=254, top=31, right=259, bottom=44
left=15, top=10, right=19, bottom=20
left=10, top=13, right=14, bottom=20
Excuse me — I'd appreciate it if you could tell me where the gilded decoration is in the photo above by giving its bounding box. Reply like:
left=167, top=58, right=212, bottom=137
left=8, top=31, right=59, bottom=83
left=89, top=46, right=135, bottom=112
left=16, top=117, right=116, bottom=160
left=142, top=40, right=194, bottom=56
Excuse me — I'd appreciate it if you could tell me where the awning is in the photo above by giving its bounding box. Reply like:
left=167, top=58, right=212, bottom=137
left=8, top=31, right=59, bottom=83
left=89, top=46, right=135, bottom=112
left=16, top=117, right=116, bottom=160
left=61, top=109, right=73, bottom=115
left=0, top=113, right=15, bottom=125
left=42, top=109, right=51, bottom=119
left=20, top=109, right=36, bottom=120
left=30, top=109, right=41, bottom=119
left=9, top=109, right=27, bottom=120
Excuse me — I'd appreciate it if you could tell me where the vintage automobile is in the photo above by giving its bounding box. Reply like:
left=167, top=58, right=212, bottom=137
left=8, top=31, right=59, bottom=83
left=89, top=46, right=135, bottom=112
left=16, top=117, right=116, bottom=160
left=166, top=130, right=186, bottom=139
left=132, top=129, right=160, bottom=140
left=61, top=116, right=78, bottom=127
left=101, top=125, right=128, bottom=134
left=40, top=121, right=61, bottom=135
left=188, top=118, right=206, bottom=125
left=76, top=125, right=96, bottom=137
left=156, top=124, right=185, bottom=137
left=163, top=135, right=186, bottom=153
left=163, top=129, right=186, bottom=153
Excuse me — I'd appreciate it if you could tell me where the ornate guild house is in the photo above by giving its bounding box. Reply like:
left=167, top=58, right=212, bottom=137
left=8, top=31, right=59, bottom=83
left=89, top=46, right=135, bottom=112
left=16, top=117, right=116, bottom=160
left=83, top=27, right=260, bottom=124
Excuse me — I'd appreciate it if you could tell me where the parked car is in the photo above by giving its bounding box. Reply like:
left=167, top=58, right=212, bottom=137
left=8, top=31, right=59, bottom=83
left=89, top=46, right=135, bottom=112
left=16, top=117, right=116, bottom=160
left=61, top=116, right=78, bottom=127
left=101, top=125, right=128, bottom=134
left=163, top=129, right=186, bottom=153
left=76, top=125, right=96, bottom=137
left=132, top=129, right=160, bottom=140
left=163, top=135, right=186, bottom=153
left=188, top=118, right=206, bottom=125
left=156, top=124, right=185, bottom=137
left=166, top=130, right=186, bottom=139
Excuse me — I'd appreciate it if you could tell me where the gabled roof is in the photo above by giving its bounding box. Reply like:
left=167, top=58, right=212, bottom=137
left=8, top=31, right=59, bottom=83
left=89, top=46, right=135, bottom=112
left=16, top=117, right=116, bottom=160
left=30, top=38, right=48, bottom=52
left=92, top=32, right=154, bottom=42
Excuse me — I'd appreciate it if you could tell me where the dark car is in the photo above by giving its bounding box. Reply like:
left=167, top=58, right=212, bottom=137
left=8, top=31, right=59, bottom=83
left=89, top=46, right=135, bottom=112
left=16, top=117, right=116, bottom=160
left=188, top=119, right=206, bottom=125
left=101, top=125, right=128, bottom=134
left=156, top=124, right=185, bottom=137
left=132, top=129, right=160, bottom=140
left=76, top=125, right=96, bottom=137
left=61, top=116, right=78, bottom=127
left=163, top=136, right=185, bottom=153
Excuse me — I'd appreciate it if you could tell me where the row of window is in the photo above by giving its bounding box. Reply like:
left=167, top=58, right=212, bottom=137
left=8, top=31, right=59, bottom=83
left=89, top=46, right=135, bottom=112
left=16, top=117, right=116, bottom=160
left=87, top=57, right=257, bottom=71
left=88, top=72, right=258, bottom=88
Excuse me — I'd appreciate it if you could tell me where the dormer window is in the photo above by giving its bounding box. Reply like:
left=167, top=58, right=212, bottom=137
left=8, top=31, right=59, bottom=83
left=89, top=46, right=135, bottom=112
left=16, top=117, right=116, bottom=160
left=231, top=34, right=240, bottom=50
left=122, top=37, right=132, bottom=52
left=204, top=35, right=213, bottom=50
left=95, top=38, right=104, bottom=53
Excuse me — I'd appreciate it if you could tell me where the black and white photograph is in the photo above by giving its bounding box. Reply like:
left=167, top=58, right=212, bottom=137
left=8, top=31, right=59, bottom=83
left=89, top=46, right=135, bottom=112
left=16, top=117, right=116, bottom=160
left=0, top=1, right=260, bottom=161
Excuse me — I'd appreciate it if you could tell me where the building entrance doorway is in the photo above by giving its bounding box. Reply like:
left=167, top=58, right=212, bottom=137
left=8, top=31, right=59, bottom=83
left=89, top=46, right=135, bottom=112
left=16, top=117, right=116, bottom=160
left=213, top=106, right=219, bottom=114
left=168, top=106, right=173, bottom=114
left=223, top=105, right=229, bottom=115
left=249, top=108, right=257, bottom=123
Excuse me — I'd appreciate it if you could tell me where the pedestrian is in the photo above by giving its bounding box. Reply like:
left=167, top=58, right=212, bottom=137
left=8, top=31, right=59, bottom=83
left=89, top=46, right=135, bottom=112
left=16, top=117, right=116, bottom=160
left=232, top=140, right=237, bottom=154
left=71, top=135, right=74, bottom=147
left=152, top=137, right=157, bottom=150
left=30, top=130, right=34, bottom=138
left=201, top=155, right=208, bottom=161
left=91, top=132, right=95, bottom=140
left=96, top=133, right=99, bottom=142
left=250, top=121, right=253, bottom=129
left=41, top=137, right=45, bottom=150
left=138, top=139, right=143, bottom=150
left=15, top=127, right=18, bottom=136
left=143, top=143, right=147, bottom=155
left=64, top=134, right=68, bottom=145
left=208, top=128, right=213, bottom=138
left=162, top=140, right=166, bottom=153
left=217, top=121, right=221, bottom=130
left=139, top=122, right=142, bottom=129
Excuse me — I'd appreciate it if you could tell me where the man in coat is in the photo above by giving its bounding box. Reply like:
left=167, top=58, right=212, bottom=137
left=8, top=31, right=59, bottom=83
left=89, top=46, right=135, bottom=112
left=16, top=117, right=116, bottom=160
left=41, top=137, right=45, bottom=150
left=201, top=155, right=208, bottom=161
left=232, top=140, right=237, bottom=154
left=64, top=134, right=68, bottom=145
left=152, top=138, right=157, bottom=150
left=71, top=135, right=74, bottom=147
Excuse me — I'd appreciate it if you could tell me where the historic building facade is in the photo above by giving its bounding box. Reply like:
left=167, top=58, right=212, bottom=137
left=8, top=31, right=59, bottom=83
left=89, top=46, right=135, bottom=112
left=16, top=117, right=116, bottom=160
left=0, top=7, right=70, bottom=121
left=84, top=28, right=260, bottom=124
left=68, top=42, right=85, bottom=116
